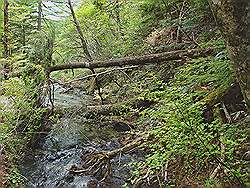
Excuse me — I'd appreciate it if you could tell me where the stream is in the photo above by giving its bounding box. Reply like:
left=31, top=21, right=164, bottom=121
left=20, top=84, right=138, bottom=188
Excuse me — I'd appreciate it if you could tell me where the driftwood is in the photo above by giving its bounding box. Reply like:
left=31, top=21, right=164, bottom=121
left=70, top=137, right=145, bottom=180
left=46, top=48, right=213, bottom=75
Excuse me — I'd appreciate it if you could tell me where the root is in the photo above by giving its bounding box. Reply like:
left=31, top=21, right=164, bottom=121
left=69, top=137, right=144, bottom=180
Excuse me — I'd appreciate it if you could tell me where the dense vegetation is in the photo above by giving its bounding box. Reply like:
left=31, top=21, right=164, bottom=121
left=0, top=0, right=249, bottom=187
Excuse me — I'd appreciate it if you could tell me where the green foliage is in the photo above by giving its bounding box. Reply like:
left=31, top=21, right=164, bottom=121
left=0, top=5, right=56, bottom=186
left=25, top=27, right=56, bottom=67
left=0, top=0, right=247, bottom=187
left=0, top=65, right=46, bottom=187
left=55, top=0, right=146, bottom=61
left=129, top=57, right=248, bottom=186
left=8, top=0, right=38, bottom=54
left=0, top=0, right=55, bottom=67
left=0, top=73, right=45, bottom=153
left=7, top=165, right=23, bottom=187
left=138, top=0, right=210, bottom=30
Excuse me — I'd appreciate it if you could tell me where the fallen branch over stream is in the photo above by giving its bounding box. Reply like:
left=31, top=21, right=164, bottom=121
left=46, top=48, right=213, bottom=75
left=65, top=66, right=138, bottom=84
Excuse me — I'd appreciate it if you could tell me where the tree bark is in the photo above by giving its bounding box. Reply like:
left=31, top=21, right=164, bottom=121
left=2, top=0, right=10, bottom=80
left=46, top=48, right=213, bottom=74
left=67, top=0, right=92, bottom=61
left=37, top=0, right=42, bottom=31
left=3, top=0, right=10, bottom=58
left=212, top=0, right=250, bottom=112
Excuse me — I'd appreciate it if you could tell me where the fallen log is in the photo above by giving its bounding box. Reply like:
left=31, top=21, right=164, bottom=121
left=84, top=98, right=154, bottom=118
left=53, top=97, right=155, bottom=120
left=46, top=48, right=213, bottom=75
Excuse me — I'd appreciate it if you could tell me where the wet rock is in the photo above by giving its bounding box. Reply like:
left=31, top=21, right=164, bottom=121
left=111, top=121, right=132, bottom=132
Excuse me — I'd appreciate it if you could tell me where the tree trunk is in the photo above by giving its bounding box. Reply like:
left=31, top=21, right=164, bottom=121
left=67, top=0, right=92, bottom=61
left=37, top=0, right=42, bottom=31
left=3, top=0, right=10, bottom=58
left=212, top=0, right=250, bottom=112
left=67, top=0, right=103, bottom=101
left=2, top=0, right=10, bottom=79
left=46, top=48, right=213, bottom=74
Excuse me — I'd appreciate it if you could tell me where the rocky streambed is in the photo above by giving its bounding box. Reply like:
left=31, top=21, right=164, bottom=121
left=20, top=84, right=139, bottom=188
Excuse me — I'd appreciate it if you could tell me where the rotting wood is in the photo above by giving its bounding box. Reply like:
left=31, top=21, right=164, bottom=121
left=53, top=96, right=154, bottom=119
left=46, top=48, right=214, bottom=75
left=85, top=98, right=154, bottom=118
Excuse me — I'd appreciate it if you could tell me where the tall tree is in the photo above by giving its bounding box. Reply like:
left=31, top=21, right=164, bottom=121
left=212, top=0, right=250, bottom=112
left=67, top=0, right=103, bottom=103
left=3, top=0, right=10, bottom=58
left=2, top=0, right=10, bottom=79
left=67, top=0, right=92, bottom=61
left=37, top=0, right=42, bottom=31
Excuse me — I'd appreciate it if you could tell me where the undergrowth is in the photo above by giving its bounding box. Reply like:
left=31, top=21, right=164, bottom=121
left=0, top=63, right=46, bottom=187
left=127, top=55, right=248, bottom=187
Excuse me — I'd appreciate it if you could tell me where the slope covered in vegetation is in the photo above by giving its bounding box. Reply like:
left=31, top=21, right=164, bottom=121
left=0, top=0, right=249, bottom=187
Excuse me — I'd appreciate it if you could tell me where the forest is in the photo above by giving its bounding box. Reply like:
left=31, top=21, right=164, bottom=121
left=0, top=0, right=249, bottom=187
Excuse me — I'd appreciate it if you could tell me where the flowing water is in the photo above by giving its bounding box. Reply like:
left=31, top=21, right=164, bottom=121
left=20, top=84, right=136, bottom=188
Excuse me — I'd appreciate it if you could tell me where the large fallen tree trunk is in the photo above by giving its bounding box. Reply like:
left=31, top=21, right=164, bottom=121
left=46, top=48, right=213, bottom=75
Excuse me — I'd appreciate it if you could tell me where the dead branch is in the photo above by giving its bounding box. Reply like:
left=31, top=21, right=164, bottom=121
left=65, top=66, right=138, bottom=84
left=69, top=137, right=145, bottom=180
left=46, top=48, right=214, bottom=75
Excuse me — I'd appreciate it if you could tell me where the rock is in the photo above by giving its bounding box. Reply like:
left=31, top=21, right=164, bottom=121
left=111, top=121, right=132, bottom=132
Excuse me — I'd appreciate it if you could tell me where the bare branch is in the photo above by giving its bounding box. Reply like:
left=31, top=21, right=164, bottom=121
left=65, top=66, right=138, bottom=84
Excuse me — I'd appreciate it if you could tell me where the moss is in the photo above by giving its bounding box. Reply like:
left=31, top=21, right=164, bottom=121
left=202, top=77, right=235, bottom=106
